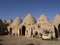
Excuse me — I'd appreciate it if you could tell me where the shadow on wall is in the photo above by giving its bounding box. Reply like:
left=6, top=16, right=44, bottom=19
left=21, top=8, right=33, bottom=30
left=58, top=24, right=60, bottom=36
left=5, top=27, right=8, bottom=35
left=0, top=27, right=8, bottom=36
left=54, top=26, right=58, bottom=38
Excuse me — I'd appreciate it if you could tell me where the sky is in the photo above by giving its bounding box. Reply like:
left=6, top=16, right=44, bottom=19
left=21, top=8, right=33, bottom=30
left=0, top=0, right=60, bottom=22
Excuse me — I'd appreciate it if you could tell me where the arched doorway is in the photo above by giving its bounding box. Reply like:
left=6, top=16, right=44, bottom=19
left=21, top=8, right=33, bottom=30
left=20, top=29, right=21, bottom=35
left=22, top=25, right=26, bottom=35
left=31, top=28, right=33, bottom=37
left=9, top=27, right=12, bottom=35
left=58, top=24, right=60, bottom=36
left=54, top=26, right=58, bottom=38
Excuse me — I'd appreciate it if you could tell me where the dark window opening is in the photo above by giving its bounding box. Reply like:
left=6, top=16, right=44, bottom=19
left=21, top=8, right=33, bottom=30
left=37, top=25, right=40, bottom=28
left=43, top=30, right=50, bottom=34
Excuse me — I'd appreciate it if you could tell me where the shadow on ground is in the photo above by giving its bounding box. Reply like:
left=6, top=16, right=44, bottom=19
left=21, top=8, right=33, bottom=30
left=0, top=43, right=3, bottom=45
left=26, top=43, right=34, bottom=45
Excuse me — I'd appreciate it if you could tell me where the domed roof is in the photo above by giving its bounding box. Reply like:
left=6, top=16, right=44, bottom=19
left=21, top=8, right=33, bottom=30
left=54, top=14, right=60, bottom=19
left=7, top=19, right=13, bottom=25
left=37, top=14, right=50, bottom=23
left=53, top=14, right=60, bottom=25
left=0, top=19, right=5, bottom=26
left=2, top=20, right=7, bottom=24
left=53, top=14, right=60, bottom=23
left=10, top=17, right=22, bottom=27
left=23, top=13, right=36, bottom=24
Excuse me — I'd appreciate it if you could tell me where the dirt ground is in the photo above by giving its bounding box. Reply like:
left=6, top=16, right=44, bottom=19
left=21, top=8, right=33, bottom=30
left=0, top=35, right=60, bottom=45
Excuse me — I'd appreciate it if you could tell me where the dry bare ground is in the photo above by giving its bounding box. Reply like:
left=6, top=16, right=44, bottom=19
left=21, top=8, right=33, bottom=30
left=0, top=35, right=60, bottom=45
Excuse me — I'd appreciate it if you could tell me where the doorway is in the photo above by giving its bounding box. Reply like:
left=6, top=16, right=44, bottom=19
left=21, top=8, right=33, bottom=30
left=9, top=27, right=12, bottom=35
left=54, top=26, right=58, bottom=38
left=31, top=28, right=33, bottom=36
left=22, top=25, right=26, bottom=35
left=19, top=29, right=21, bottom=35
left=58, top=24, right=60, bottom=36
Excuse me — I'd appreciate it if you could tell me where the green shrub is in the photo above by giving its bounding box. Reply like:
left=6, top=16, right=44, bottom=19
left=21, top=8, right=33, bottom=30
left=51, top=37, right=58, bottom=41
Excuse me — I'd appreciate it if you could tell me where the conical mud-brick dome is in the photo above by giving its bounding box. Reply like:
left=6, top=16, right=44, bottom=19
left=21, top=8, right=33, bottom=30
left=0, top=19, right=7, bottom=35
left=0, top=19, right=5, bottom=26
left=7, top=19, right=13, bottom=25
left=37, top=14, right=54, bottom=31
left=37, top=14, right=51, bottom=24
left=53, top=14, right=60, bottom=29
left=2, top=20, right=7, bottom=25
left=10, top=17, right=22, bottom=27
left=23, top=13, right=36, bottom=25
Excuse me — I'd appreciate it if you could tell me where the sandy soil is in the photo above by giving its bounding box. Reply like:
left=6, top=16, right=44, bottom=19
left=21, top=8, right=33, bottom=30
left=0, top=35, right=60, bottom=45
